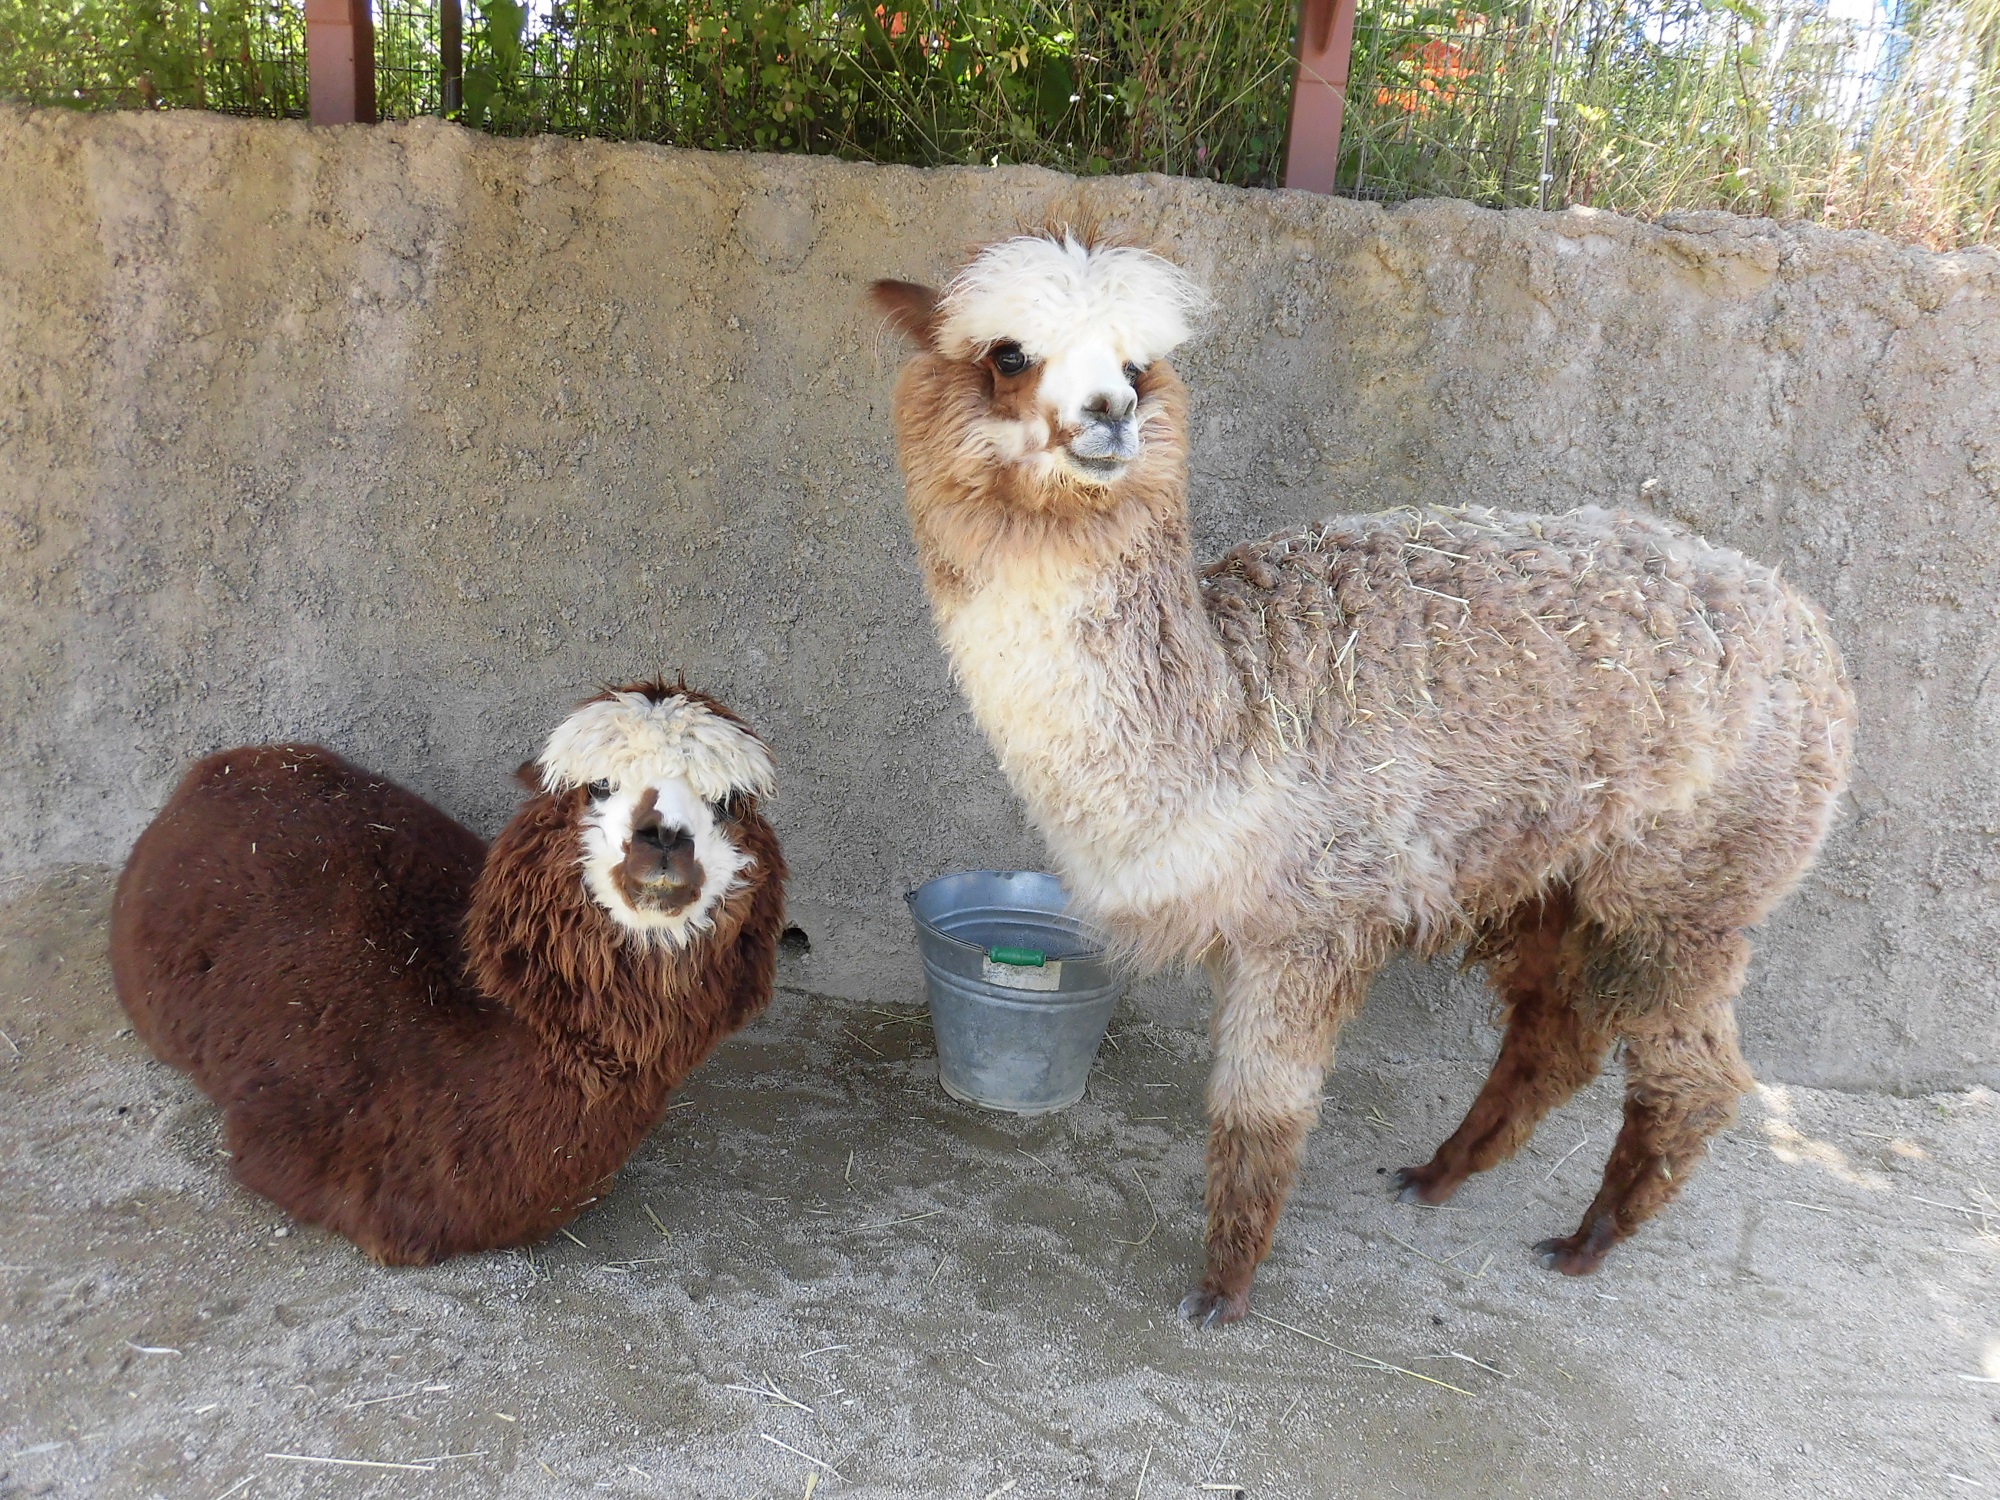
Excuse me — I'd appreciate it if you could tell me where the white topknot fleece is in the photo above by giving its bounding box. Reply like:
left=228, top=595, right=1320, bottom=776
left=935, top=233, right=1211, bottom=366
left=536, top=691, right=777, bottom=804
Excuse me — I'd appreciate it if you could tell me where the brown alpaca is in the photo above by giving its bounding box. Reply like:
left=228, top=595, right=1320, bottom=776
left=109, top=681, right=786, bottom=1265
left=872, top=233, right=1853, bottom=1326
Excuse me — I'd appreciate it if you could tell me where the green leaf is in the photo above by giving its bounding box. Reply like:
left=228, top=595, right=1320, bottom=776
left=461, top=61, right=497, bottom=125
left=478, top=0, right=527, bottom=78
left=1034, top=53, right=1073, bottom=118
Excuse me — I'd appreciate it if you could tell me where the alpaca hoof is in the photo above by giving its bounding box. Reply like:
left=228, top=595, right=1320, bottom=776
left=1391, top=1164, right=1460, bottom=1206
left=1532, top=1234, right=1609, bottom=1276
left=1178, top=1287, right=1250, bottom=1329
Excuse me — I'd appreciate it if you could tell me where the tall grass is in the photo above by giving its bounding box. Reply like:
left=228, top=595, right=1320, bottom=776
left=0, top=0, right=306, bottom=112
left=448, top=0, right=1296, bottom=184
left=1341, top=0, right=2000, bottom=247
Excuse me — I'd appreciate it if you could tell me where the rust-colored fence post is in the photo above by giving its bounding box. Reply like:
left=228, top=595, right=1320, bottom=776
left=305, top=0, right=377, bottom=124
left=1281, top=0, right=1360, bottom=192
left=441, top=0, right=463, bottom=116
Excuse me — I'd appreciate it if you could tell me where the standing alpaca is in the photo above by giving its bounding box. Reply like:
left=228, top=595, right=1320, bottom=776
left=110, top=681, right=786, bottom=1265
left=872, top=233, right=1852, bottom=1326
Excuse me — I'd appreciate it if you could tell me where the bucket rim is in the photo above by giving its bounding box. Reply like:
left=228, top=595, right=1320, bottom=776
left=904, top=869, right=1110, bottom=964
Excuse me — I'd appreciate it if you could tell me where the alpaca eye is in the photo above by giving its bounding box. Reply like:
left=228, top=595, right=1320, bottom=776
left=709, top=794, right=742, bottom=822
left=587, top=779, right=613, bottom=801
left=990, top=342, right=1030, bottom=377
left=1124, top=362, right=1145, bottom=383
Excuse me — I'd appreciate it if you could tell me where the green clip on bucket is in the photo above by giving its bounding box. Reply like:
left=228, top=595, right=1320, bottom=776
left=905, top=871, right=1126, bottom=1114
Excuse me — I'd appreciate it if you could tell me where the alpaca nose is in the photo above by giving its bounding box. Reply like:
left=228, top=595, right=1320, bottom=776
left=1070, top=390, right=1141, bottom=463
left=1083, top=387, right=1137, bottom=425
left=626, top=819, right=704, bottom=907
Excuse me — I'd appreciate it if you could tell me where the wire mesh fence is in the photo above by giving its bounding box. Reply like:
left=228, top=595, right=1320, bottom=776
left=1339, top=0, right=2000, bottom=244
left=442, top=0, right=1297, bottom=183
left=1, top=0, right=1994, bottom=244
left=376, top=0, right=446, bottom=117
left=0, top=1, right=1299, bottom=180
left=1341, top=3, right=1550, bottom=203
left=0, top=0, right=308, bottom=114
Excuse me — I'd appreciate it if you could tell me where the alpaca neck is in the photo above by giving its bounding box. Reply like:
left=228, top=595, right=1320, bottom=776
left=462, top=812, right=704, bottom=1100
left=900, top=380, right=1261, bottom=943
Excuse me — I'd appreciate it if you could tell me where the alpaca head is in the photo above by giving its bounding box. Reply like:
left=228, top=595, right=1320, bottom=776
left=534, top=682, right=777, bottom=947
left=873, top=231, right=1208, bottom=499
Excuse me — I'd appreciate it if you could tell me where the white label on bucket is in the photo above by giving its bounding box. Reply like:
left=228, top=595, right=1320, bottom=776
left=981, top=956, right=1063, bottom=992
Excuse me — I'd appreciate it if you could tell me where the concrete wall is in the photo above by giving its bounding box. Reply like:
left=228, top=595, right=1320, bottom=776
left=2, top=104, right=1995, bottom=1091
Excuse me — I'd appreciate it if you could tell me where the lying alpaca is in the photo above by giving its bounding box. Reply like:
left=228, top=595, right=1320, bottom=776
left=109, top=681, right=786, bottom=1265
left=873, top=233, right=1853, bottom=1325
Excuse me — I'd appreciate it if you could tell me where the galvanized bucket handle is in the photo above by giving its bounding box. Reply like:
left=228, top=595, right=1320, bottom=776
left=903, top=887, right=1062, bottom=966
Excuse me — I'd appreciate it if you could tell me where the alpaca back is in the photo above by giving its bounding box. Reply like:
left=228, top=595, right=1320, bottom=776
left=1198, top=504, right=1854, bottom=941
left=109, top=747, right=581, bottom=1261
left=111, top=745, right=491, bottom=1088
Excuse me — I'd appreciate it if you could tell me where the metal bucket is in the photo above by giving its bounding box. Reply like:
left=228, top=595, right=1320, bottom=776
left=906, top=870, right=1126, bottom=1115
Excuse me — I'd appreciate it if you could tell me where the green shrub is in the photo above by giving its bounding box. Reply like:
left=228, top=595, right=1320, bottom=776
left=0, top=0, right=305, bottom=112
left=448, top=0, right=1295, bottom=184
left=1339, top=0, right=2000, bottom=247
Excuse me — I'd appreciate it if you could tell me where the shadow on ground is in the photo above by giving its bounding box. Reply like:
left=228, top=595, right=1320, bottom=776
left=2, top=867, right=1995, bottom=1498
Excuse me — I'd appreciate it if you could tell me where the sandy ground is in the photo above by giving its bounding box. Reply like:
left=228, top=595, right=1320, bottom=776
left=2, top=866, right=1995, bottom=1500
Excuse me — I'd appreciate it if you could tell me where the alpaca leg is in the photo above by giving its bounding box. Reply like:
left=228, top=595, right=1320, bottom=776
left=1392, top=889, right=1613, bottom=1205
left=1179, top=946, right=1371, bottom=1329
left=1534, top=927, right=1756, bottom=1275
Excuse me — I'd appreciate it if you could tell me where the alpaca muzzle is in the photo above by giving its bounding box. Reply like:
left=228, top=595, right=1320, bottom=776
left=1063, top=413, right=1141, bottom=484
left=620, top=823, right=705, bottom=912
left=1067, top=383, right=1141, bottom=466
left=1068, top=416, right=1140, bottom=463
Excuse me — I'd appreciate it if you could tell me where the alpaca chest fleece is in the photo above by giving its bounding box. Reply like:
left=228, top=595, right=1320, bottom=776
left=937, top=550, right=1283, bottom=943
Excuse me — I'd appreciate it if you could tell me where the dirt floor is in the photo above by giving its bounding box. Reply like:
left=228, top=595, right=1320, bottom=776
left=2, top=866, right=1996, bottom=1500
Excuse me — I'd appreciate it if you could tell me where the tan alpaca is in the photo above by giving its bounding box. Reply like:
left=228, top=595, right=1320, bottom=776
left=872, top=232, right=1854, bottom=1326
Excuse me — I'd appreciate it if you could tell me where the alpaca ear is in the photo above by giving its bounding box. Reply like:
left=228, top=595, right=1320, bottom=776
left=870, top=279, right=941, bottom=348
left=514, top=761, right=542, bottom=793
